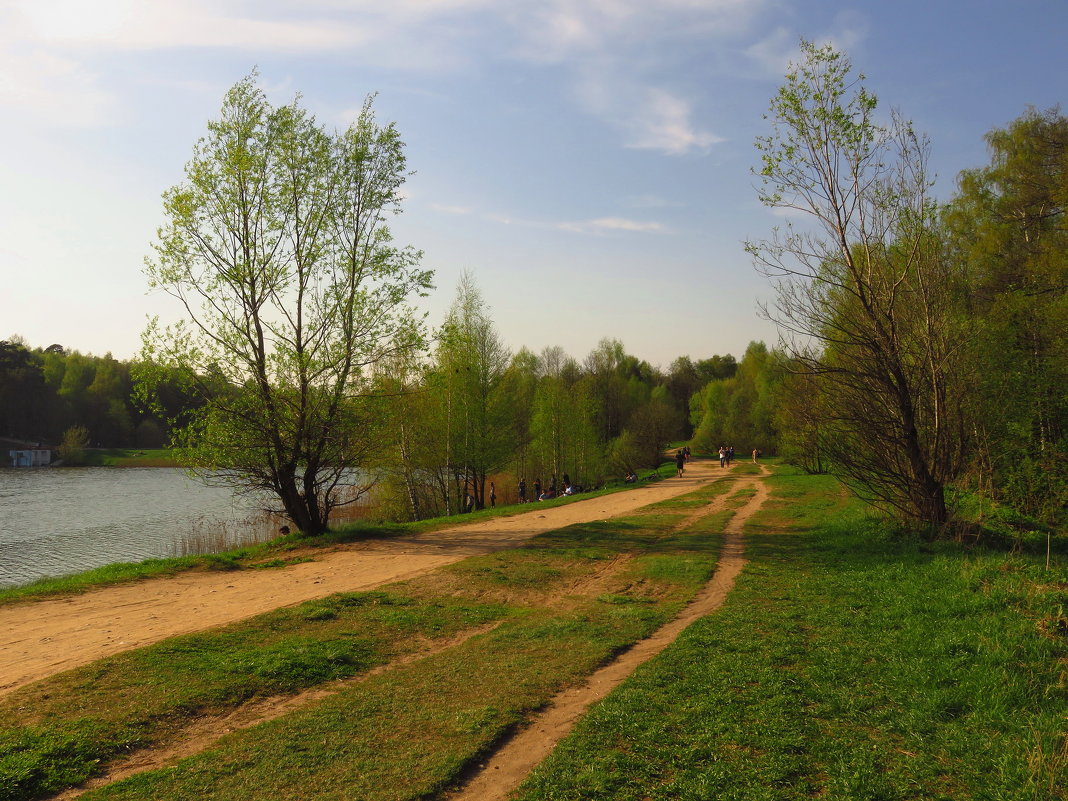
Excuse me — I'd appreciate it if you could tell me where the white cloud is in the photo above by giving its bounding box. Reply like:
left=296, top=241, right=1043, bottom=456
left=0, top=0, right=781, bottom=143
left=624, top=88, right=725, bottom=154
left=504, top=0, right=765, bottom=64
left=558, top=217, right=668, bottom=234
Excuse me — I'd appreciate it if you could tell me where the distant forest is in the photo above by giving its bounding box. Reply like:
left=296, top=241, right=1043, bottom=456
left=0, top=341, right=193, bottom=450
left=0, top=332, right=765, bottom=465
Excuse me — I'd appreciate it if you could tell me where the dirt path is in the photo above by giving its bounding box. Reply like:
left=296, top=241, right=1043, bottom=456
left=43, top=457, right=760, bottom=801
left=447, top=466, right=769, bottom=801
left=1, top=459, right=730, bottom=698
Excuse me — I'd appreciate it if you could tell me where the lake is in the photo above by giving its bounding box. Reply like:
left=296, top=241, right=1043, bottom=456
left=0, top=467, right=279, bottom=589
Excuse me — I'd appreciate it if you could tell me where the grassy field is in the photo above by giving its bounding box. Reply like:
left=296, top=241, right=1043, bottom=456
left=2, top=466, right=1064, bottom=800
left=515, top=468, right=1068, bottom=801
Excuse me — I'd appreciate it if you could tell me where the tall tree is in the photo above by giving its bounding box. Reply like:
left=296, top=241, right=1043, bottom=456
left=436, top=273, right=512, bottom=509
left=531, top=347, right=600, bottom=486
left=141, top=75, right=431, bottom=534
left=748, top=41, right=970, bottom=526
left=947, top=108, right=1068, bottom=523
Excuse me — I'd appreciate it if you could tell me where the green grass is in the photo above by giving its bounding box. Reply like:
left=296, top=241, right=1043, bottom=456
left=0, top=591, right=510, bottom=801
left=0, top=483, right=729, bottom=801
left=513, top=467, right=1068, bottom=801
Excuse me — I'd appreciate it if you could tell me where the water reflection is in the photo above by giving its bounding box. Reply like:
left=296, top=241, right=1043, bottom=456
left=0, top=468, right=278, bottom=588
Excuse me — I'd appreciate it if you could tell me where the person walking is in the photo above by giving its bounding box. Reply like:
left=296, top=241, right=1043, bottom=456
left=718, top=446, right=727, bottom=468
left=675, top=449, right=685, bottom=477
left=752, top=448, right=759, bottom=464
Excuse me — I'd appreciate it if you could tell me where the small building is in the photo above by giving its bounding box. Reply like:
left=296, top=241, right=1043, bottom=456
left=1, top=438, right=54, bottom=467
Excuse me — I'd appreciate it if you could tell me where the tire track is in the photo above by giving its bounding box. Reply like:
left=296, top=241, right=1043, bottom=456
left=446, top=466, right=770, bottom=801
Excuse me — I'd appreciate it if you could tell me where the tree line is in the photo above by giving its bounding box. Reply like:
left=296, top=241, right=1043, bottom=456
left=0, top=340, right=201, bottom=451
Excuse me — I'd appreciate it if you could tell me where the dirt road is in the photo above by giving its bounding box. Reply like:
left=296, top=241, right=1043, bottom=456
left=1, top=460, right=730, bottom=697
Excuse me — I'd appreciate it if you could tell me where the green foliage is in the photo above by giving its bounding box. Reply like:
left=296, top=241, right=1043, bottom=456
left=140, top=73, right=432, bottom=534
left=691, top=341, right=781, bottom=456
left=56, top=424, right=90, bottom=466
left=946, top=107, right=1068, bottom=527
left=0, top=340, right=174, bottom=449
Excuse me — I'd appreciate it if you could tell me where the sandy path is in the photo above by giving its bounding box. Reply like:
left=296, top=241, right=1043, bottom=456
left=0, top=460, right=727, bottom=697
left=448, top=466, right=769, bottom=801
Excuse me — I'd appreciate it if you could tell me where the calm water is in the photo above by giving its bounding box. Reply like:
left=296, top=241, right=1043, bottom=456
left=0, top=468, right=278, bottom=589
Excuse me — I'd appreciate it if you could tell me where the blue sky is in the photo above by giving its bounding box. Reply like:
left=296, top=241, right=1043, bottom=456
left=2, top=0, right=1066, bottom=369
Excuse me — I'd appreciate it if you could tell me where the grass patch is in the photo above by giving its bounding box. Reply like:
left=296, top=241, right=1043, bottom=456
left=0, top=591, right=510, bottom=801
left=514, top=468, right=1068, bottom=801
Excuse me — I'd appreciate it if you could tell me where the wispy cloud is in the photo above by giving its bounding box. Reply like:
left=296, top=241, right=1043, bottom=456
left=13, top=0, right=373, bottom=51
left=431, top=203, right=669, bottom=234
left=558, top=217, right=669, bottom=234
left=623, top=88, right=726, bottom=155
left=1, top=0, right=802, bottom=144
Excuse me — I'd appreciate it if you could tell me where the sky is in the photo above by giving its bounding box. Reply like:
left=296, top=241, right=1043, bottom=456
left=2, top=0, right=1066, bottom=370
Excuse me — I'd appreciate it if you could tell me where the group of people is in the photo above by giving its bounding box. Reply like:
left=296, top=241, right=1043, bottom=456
left=455, top=444, right=769, bottom=515
left=517, top=473, right=578, bottom=503
left=509, top=443, right=764, bottom=508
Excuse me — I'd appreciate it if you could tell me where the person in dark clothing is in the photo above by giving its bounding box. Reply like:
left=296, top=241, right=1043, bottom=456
left=675, top=450, right=685, bottom=477
left=533, top=478, right=542, bottom=501
left=518, top=479, right=527, bottom=503
left=489, top=481, right=496, bottom=507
